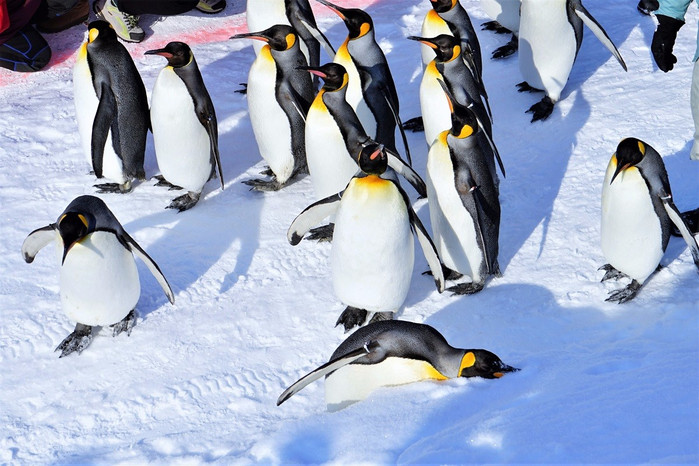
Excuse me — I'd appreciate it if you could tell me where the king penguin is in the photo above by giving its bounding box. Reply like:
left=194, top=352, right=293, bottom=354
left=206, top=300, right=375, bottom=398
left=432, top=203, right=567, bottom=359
left=21, top=195, right=175, bottom=357
left=426, top=0, right=483, bottom=78
left=73, top=21, right=149, bottom=193
left=288, top=142, right=444, bottom=331
left=517, top=0, right=627, bottom=122
left=277, top=320, right=518, bottom=411
left=600, top=138, right=699, bottom=303
left=427, top=80, right=502, bottom=294
left=145, top=42, right=224, bottom=212
left=231, top=25, right=315, bottom=191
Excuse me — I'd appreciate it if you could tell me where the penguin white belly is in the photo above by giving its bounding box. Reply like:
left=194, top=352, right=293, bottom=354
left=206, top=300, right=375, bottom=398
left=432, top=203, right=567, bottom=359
left=334, top=43, right=377, bottom=140
left=325, top=357, right=446, bottom=411
left=482, top=0, right=521, bottom=33
left=420, top=10, right=453, bottom=66
left=427, top=138, right=483, bottom=282
left=601, top=165, right=664, bottom=283
left=305, top=96, right=359, bottom=199
left=332, top=177, right=414, bottom=311
left=151, top=68, right=211, bottom=193
left=420, top=62, right=451, bottom=146
left=247, top=47, right=295, bottom=184
left=58, top=232, right=140, bottom=326
left=518, top=0, right=576, bottom=101
left=246, top=0, right=287, bottom=55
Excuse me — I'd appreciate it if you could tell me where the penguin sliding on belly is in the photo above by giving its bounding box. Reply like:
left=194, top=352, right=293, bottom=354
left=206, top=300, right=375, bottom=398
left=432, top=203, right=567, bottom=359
left=231, top=25, right=315, bottom=191
left=517, top=0, right=627, bottom=122
left=73, top=21, right=149, bottom=193
left=288, top=143, right=445, bottom=332
left=600, top=138, right=699, bottom=303
left=21, top=195, right=175, bottom=357
left=277, top=320, right=518, bottom=411
left=146, top=42, right=224, bottom=212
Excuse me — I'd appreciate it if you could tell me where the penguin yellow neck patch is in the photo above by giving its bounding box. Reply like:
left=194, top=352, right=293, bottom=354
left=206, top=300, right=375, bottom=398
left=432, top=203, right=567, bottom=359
left=285, top=33, right=296, bottom=50
left=456, top=125, right=474, bottom=139
left=88, top=28, right=99, bottom=43
left=637, top=141, right=646, bottom=155
left=359, top=23, right=371, bottom=38
left=311, top=90, right=327, bottom=111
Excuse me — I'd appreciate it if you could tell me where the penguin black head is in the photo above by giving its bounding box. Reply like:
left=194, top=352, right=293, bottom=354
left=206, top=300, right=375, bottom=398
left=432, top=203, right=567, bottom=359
left=298, top=63, right=348, bottom=92
left=357, top=142, right=387, bottom=175
left=57, top=212, right=94, bottom=264
left=407, top=34, right=461, bottom=63
left=459, top=349, right=519, bottom=379
left=316, top=0, right=373, bottom=40
left=145, top=42, right=192, bottom=68
left=611, top=138, right=648, bottom=184
left=430, top=0, right=457, bottom=14
left=231, top=25, right=299, bottom=52
left=87, top=20, right=117, bottom=43
left=436, top=78, right=478, bottom=140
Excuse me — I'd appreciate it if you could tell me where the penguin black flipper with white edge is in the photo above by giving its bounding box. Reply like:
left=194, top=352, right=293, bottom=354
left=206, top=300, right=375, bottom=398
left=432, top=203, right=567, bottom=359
left=571, top=1, right=627, bottom=71
left=287, top=193, right=343, bottom=245
left=659, top=191, right=699, bottom=270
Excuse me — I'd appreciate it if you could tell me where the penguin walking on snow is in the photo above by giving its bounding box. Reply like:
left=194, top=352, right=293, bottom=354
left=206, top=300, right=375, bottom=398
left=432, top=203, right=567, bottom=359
left=231, top=25, right=315, bottom=191
left=517, top=0, right=626, bottom=122
left=21, top=195, right=175, bottom=357
left=600, top=138, right=699, bottom=303
left=146, top=42, right=224, bottom=212
left=427, top=80, right=502, bottom=295
left=288, top=143, right=445, bottom=332
left=73, top=21, right=149, bottom=193
left=277, top=320, right=518, bottom=411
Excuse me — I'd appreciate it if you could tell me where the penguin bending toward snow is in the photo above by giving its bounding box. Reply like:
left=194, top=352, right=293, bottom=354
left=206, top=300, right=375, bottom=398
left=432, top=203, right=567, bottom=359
left=73, top=21, right=149, bottom=193
left=517, top=0, right=627, bottom=122
left=277, top=320, right=518, bottom=411
left=146, top=42, right=224, bottom=212
left=21, top=195, right=175, bottom=357
left=427, top=80, right=502, bottom=295
left=481, top=0, right=520, bottom=59
left=600, top=138, right=699, bottom=303
left=231, top=25, right=315, bottom=191
left=288, top=143, right=445, bottom=331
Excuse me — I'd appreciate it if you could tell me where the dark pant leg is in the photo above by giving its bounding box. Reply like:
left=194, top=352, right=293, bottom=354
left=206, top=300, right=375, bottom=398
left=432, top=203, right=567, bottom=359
left=0, top=24, right=51, bottom=72
left=116, top=0, right=199, bottom=15
left=34, top=0, right=79, bottom=19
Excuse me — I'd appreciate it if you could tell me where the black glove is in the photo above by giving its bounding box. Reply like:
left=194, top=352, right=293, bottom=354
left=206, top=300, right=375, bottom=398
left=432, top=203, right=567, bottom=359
left=651, top=15, right=684, bottom=72
left=637, top=0, right=659, bottom=15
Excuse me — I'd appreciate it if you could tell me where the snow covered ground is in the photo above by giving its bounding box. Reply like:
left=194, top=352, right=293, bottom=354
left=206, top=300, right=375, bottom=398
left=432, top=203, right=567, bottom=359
left=1, top=0, right=698, bottom=463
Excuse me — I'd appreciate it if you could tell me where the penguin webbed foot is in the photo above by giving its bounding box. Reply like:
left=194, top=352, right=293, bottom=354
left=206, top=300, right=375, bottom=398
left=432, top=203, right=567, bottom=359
left=599, top=264, right=628, bottom=282
left=154, top=175, right=184, bottom=191
left=259, top=167, right=274, bottom=176
left=242, top=178, right=284, bottom=192
left=94, top=182, right=133, bottom=194
left=235, top=83, right=248, bottom=94
left=111, top=309, right=137, bottom=337
left=336, top=307, right=368, bottom=333
left=423, top=264, right=462, bottom=281
left=447, top=281, right=485, bottom=295
left=516, top=81, right=543, bottom=93
left=492, top=36, right=517, bottom=59
left=306, top=223, right=335, bottom=242
left=605, top=280, right=643, bottom=304
left=167, top=192, right=201, bottom=212
left=481, top=20, right=510, bottom=34
left=368, top=311, right=394, bottom=324
left=401, top=116, right=424, bottom=133
left=55, top=323, right=94, bottom=358
left=526, top=97, right=555, bottom=122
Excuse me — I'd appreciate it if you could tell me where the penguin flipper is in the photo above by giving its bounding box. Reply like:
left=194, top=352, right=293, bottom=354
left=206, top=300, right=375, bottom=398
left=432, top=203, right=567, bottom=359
left=382, top=91, right=412, bottom=166
left=92, top=82, right=119, bottom=178
left=299, top=17, right=336, bottom=59
left=122, top=232, right=175, bottom=304
left=473, top=109, right=505, bottom=178
left=660, top=193, right=699, bottom=270
left=288, top=193, right=342, bottom=245
left=277, top=342, right=378, bottom=406
left=21, top=224, right=57, bottom=263
left=407, top=204, right=445, bottom=293
left=386, top=148, right=426, bottom=198
left=573, top=6, right=627, bottom=71
left=196, top=106, right=224, bottom=191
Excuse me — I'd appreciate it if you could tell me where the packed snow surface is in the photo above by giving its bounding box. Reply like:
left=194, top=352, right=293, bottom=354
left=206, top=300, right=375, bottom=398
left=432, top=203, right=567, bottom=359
left=1, top=0, right=698, bottom=463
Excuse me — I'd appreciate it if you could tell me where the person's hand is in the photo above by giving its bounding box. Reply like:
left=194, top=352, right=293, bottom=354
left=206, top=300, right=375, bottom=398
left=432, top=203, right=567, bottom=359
left=651, top=15, right=684, bottom=72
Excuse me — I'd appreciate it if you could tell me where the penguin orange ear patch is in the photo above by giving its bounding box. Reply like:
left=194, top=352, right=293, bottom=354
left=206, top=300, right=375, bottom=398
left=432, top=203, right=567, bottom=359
left=78, top=214, right=89, bottom=228
left=285, top=33, right=296, bottom=50
left=360, top=23, right=371, bottom=37
left=449, top=46, right=461, bottom=62
left=457, top=125, right=474, bottom=139
left=460, top=352, right=476, bottom=372
left=88, top=28, right=99, bottom=42
left=637, top=141, right=646, bottom=155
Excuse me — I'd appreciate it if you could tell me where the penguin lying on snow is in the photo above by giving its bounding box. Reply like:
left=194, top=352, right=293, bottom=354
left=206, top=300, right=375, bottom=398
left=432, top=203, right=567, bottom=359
left=600, top=138, right=699, bottom=303
left=517, top=0, right=626, bottom=122
left=146, top=42, right=224, bottom=212
left=73, top=21, right=149, bottom=193
left=288, top=143, right=444, bottom=332
left=22, top=195, right=175, bottom=357
left=277, top=320, right=518, bottom=411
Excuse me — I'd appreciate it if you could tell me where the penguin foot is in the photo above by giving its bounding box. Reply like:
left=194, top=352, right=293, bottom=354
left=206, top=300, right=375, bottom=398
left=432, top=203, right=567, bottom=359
left=55, top=323, right=94, bottom=358
left=401, top=116, right=424, bottom=133
left=516, top=81, right=543, bottom=93
left=94, top=182, right=132, bottom=194
left=481, top=20, right=510, bottom=34
left=368, top=311, right=393, bottom=324
left=492, top=36, right=518, bottom=59
left=423, top=264, right=462, bottom=281
left=259, top=167, right=274, bottom=176
left=242, top=178, right=284, bottom=192
left=447, top=282, right=485, bottom=295
left=234, top=83, right=248, bottom=94
left=336, top=306, right=368, bottom=333
left=605, top=280, right=643, bottom=304
left=110, top=310, right=137, bottom=337
left=307, top=223, right=335, bottom=242
left=599, top=264, right=628, bottom=282
left=526, top=97, right=555, bottom=122
left=154, top=175, right=184, bottom=191
left=167, top=192, right=201, bottom=212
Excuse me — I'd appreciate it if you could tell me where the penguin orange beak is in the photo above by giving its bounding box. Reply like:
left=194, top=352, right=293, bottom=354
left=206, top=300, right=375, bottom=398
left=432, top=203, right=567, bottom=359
left=370, top=145, right=384, bottom=160
left=407, top=35, right=437, bottom=49
left=144, top=48, right=173, bottom=59
left=297, top=65, right=327, bottom=79
left=315, top=0, right=347, bottom=20
left=610, top=163, right=630, bottom=184
left=230, top=32, right=269, bottom=43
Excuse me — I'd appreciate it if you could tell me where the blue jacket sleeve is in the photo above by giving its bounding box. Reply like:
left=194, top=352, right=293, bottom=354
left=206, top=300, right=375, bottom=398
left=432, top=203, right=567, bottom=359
left=656, top=0, right=693, bottom=21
